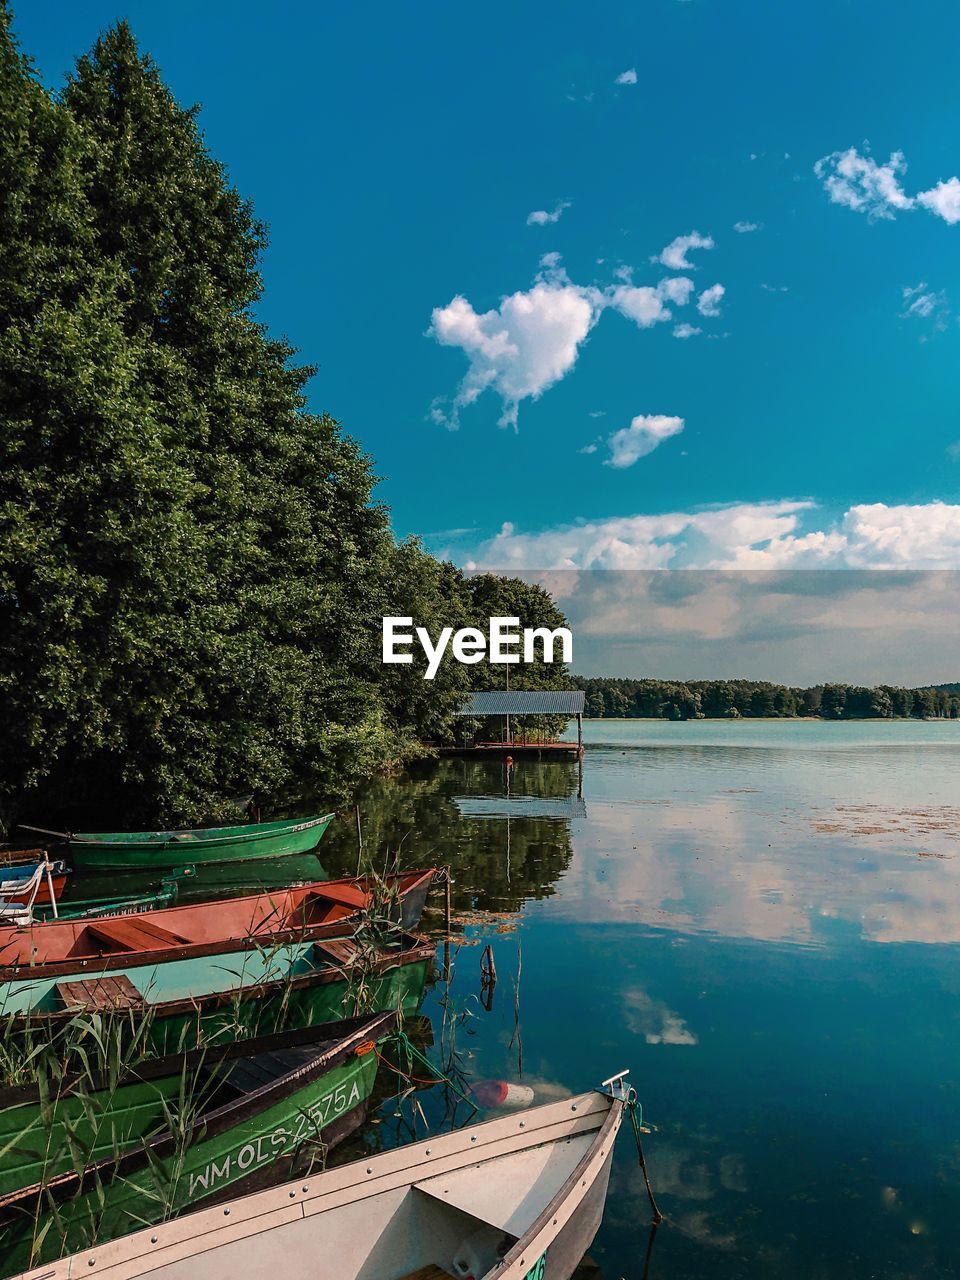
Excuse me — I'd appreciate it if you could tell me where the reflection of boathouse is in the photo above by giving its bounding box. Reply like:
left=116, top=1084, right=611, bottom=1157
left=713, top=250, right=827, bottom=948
left=442, top=689, right=585, bottom=759
left=453, top=795, right=586, bottom=820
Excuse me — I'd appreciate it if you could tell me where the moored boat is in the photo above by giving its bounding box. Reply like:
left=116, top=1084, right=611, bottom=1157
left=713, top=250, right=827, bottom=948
left=0, top=855, right=68, bottom=907
left=0, top=868, right=436, bottom=988
left=10, top=931, right=434, bottom=1053
left=24, top=867, right=195, bottom=926
left=0, top=1010, right=397, bottom=1272
left=61, top=814, right=337, bottom=871
left=9, top=1079, right=629, bottom=1280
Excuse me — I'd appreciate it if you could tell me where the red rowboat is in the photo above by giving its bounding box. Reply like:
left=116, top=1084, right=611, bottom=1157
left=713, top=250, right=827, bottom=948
left=0, top=868, right=436, bottom=979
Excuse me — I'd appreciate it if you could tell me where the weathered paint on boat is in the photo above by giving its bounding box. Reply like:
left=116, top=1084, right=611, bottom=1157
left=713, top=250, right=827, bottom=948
left=0, top=1011, right=396, bottom=1273
left=68, top=814, right=336, bottom=871
left=11, top=933, right=433, bottom=1053
left=0, top=858, right=69, bottom=906
left=0, top=868, right=436, bottom=980
left=10, top=1086, right=625, bottom=1280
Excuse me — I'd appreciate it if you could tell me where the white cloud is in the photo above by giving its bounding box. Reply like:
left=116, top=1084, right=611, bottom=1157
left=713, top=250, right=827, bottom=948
left=461, top=500, right=960, bottom=571
left=579, top=442, right=598, bottom=454
left=652, top=230, right=714, bottom=270
left=697, top=283, right=725, bottom=317
left=733, top=220, right=761, bottom=233
left=813, top=147, right=913, bottom=219
left=816, top=147, right=960, bottom=226
left=608, top=275, right=694, bottom=328
left=901, top=282, right=946, bottom=320
left=615, top=68, right=638, bottom=84
left=604, top=414, right=684, bottom=468
left=429, top=258, right=722, bottom=428
left=526, top=200, right=571, bottom=226
left=428, top=266, right=602, bottom=430
left=658, top=276, right=696, bottom=306
left=916, top=177, right=960, bottom=224
left=673, top=322, right=701, bottom=339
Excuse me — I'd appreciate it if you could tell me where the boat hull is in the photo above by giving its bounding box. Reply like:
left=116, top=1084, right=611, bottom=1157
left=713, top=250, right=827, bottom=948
left=9, top=936, right=433, bottom=1054
left=11, top=1088, right=625, bottom=1280
left=69, top=815, right=335, bottom=871
left=0, top=1013, right=394, bottom=1272
left=0, top=869, right=436, bottom=982
left=0, top=861, right=69, bottom=906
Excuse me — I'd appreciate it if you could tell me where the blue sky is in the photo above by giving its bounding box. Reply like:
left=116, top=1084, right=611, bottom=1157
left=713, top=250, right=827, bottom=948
left=17, top=0, right=960, bottom=572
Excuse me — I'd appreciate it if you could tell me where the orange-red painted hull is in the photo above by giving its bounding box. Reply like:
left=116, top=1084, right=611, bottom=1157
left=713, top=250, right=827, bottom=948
left=4, top=874, right=68, bottom=906
left=0, top=869, right=435, bottom=979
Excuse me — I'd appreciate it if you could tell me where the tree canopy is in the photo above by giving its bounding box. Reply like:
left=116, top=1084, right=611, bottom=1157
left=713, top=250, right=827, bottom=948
left=0, top=10, right=573, bottom=828
left=574, top=676, right=960, bottom=721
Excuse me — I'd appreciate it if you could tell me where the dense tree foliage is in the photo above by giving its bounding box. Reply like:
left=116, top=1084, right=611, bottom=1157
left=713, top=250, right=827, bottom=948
left=0, top=13, right=571, bottom=828
left=574, top=677, right=960, bottom=720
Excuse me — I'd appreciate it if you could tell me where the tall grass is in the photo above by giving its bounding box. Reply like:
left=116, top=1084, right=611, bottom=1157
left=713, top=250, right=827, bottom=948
left=0, top=859, right=437, bottom=1273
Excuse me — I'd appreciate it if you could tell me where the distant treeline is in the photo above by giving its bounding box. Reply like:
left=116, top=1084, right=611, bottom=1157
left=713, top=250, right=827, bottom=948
left=571, top=678, right=960, bottom=720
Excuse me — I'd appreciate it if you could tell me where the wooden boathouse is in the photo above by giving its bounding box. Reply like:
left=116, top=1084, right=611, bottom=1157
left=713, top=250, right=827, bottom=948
left=441, top=689, right=586, bottom=759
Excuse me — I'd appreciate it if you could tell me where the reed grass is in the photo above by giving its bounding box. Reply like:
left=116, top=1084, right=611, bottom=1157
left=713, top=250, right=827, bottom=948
left=0, top=856, right=437, bottom=1273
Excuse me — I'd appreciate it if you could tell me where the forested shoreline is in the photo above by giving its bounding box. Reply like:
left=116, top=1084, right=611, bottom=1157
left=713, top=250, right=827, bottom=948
left=573, top=678, right=960, bottom=720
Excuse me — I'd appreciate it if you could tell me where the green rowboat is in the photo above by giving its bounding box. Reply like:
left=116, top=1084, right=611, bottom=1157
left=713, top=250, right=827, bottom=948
left=0, top=1010, right=395, bottom=1271
left=32, top=868, right=196, bottom=923
left=67, top=814, right=336, bottom=872
left=11, top=933, right=434, bottom=1055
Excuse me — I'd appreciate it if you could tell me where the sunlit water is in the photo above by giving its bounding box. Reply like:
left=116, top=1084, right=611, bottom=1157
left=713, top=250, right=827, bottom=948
left=52, top=720, right=960, bottom=1277
left=321, top=720, right=960, bottom=1279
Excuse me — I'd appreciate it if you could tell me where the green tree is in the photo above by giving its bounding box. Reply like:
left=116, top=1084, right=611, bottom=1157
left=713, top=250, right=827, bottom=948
left=0, top=17, right=470, bottom=824
left=0, top=10, right=200, bottom=822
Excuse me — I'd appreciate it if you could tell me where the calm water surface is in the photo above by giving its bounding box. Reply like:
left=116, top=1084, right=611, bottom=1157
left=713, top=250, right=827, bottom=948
left=319, top=720, right=960, bottom=1280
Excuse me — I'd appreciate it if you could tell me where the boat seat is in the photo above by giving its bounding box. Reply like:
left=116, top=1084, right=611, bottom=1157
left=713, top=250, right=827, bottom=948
left=394, top=1268, right=456, bottom=1280
left=309, top=884, right=368, bottom=910
left=55, top=974, right=143, bottom=1012
left=213, top=1045, right=331, bottom=1096
left=85, top=917, right=190, bottom=952
left=312, top=938, right=360, bottom=967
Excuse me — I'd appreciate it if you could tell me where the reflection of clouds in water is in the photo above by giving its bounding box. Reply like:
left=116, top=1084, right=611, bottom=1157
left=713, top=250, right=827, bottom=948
left=623, top=984, right=698, bottom=1045
left=605, top=1140, right=744, bottom=1251
left=552, top=786, right=960, bottom=945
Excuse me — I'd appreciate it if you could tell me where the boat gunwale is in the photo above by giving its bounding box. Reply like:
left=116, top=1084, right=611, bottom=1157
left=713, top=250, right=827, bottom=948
left=0, top=1008, right=395, bottom=1110
left=0, top=1008, right=397, bottom=1221
left=18, top=1091, right=617, bottom=1280
left=0, top=870, right=436, bottom=982
left=0, top=860, right=69, bottom=882
left=9, top=933, right=435, bottom=1038
left=488, top=1094, right=621, bottom=1278
left=71, top=815, right=337, bottom=850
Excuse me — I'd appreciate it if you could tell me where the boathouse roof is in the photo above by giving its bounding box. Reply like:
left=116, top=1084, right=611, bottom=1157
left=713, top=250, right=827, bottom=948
left=456, top=690, right=585, bottom=717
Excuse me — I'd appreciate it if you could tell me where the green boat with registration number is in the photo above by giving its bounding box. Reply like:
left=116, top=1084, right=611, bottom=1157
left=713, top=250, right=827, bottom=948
left=67, top=814, right=335, bottom=872
left=0, top=1010, right=395, bottom=1272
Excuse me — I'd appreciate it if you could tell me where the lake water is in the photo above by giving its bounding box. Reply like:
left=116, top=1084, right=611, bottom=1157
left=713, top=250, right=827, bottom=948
left=317, top=720, right=960, bottom=1279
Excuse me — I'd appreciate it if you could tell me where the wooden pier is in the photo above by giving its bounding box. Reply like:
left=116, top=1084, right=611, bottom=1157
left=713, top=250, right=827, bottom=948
left=438, top=740, right=584, bottom=759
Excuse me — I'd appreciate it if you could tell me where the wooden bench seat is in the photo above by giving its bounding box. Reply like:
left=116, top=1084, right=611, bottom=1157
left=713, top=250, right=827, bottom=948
left=55, top=974, right=143, bottom=1012
left=312, top=938, right=360, bottom=967
left=86, top=916, right=190, bottom=952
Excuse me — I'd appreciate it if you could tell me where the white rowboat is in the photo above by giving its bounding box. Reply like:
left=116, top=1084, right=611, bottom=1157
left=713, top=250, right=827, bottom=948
left=14, top=1084, right=628, bottom=1280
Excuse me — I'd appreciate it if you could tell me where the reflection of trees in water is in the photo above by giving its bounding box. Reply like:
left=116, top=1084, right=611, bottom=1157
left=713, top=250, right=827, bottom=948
left=319, top=758, right=579, bottom=914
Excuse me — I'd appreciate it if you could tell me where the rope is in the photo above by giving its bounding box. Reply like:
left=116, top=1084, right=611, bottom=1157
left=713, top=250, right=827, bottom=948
left=385, top=1031, right=480, bottom=1114
left=627, top=1087, right=664, bottom=1224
